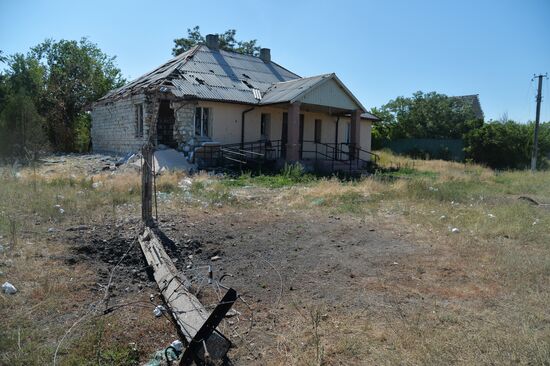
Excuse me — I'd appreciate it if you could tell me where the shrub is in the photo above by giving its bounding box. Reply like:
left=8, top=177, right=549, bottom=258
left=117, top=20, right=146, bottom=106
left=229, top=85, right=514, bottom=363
left=464, top=121, right=550, bottom=169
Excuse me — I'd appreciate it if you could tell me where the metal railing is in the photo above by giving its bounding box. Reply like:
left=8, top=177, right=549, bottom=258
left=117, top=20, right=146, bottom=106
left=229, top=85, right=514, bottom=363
left=194, top=140, right=282, bottom=170
left=300, top=140, right=379, bottom=175
left=194, top=139, right=378, bottom=175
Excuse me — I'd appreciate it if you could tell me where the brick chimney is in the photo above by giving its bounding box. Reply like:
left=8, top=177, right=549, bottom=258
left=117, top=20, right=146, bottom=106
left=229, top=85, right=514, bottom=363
left=205, top=34, right=219, bottom=50
left=260, top=48, right=271, bottom=63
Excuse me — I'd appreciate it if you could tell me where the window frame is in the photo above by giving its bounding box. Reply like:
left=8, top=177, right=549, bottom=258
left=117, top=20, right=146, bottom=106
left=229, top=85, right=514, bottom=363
left=195, top=107, right=211, bottom=138
left=314, top=119, right=322, bottom=143
left=260, top=113, right=271, bottom=141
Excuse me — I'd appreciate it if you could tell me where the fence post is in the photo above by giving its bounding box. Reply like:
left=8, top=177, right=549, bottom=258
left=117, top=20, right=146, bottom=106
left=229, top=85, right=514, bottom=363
left=141, top=143, right=154, bottom=227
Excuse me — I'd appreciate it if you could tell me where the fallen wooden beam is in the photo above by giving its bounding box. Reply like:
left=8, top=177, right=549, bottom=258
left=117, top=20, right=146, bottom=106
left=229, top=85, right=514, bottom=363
left=138, top=227, right=231, bottom=362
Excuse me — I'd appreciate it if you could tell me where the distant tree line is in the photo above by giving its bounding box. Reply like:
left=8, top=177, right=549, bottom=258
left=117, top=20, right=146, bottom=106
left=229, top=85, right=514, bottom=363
left=1, top=33, right=547, bottom=170
left=370, top=91, right=550, bottom=169
left=0, top=38, right=124, bottom=158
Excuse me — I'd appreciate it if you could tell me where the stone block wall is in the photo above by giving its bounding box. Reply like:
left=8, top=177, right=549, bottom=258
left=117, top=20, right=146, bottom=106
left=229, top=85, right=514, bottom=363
left=172, top=101, right=201, bottom=152
left=91, top=94, right=150, bottom=154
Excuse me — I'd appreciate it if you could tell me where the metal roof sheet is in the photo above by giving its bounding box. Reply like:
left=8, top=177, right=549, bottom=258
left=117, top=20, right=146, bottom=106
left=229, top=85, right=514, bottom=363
left=360, top=112, right=380, bottom=121
left=100, top=45, right=299, bottom=103
left=259, top=74, right=331, bottom=105
left=98, top=45, right=371, bottom=114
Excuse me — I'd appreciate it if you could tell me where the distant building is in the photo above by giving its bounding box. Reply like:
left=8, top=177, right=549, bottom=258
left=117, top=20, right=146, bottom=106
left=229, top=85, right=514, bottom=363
left=452, top=94, right=484, bottom=120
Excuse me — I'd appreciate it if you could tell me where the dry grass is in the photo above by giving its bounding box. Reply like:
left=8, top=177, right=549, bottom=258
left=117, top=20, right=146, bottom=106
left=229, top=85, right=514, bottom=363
left=1, top=153, right=550, bottom=365
left=259, top=153, right=550, bottom=365
left=0, top=168, right=179, bottom=365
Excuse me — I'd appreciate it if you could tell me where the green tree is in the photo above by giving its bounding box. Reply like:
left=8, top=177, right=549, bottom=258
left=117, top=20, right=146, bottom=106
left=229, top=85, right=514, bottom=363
left=0, top=91, right=47, bottom=158
left=4, top=53, right=45, bottom=102
left=29, top=38, right=125, bottom=151
left=464, top=120, right=550, bottom=169
left=372, top=91, right=482, bottom=144
left=369, top=106, right=397, bottom=149
left=172, top=26, right=261, bottom=56
left=0, top=39, right=123, bottom=154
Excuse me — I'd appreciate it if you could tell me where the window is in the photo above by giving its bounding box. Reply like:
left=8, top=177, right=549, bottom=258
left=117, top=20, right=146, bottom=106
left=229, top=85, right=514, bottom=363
left=345, top=122, right=351, bottom=144
left=260, top=113, right=271, bottom=140
left=195, top=107, right=211, bottom=137
left=314, top=119, right=322, bottom=143
left=135, top=104, right=144, bottom=138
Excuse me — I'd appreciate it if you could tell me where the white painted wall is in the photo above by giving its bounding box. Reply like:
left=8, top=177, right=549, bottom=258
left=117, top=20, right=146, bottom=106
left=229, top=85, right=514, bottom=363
left=92, top=97, right=374, bottom=160
left=196, top=101, right=373, bottom=160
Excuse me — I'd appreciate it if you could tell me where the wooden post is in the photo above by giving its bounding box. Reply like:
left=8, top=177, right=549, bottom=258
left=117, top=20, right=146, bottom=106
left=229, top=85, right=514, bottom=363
left=141, top=143, right=154, bottom=226
left=285, top=102, right=301, bottom=162
left=138, top=228, right=232, bottom=362
left=350, top=110, right=361, bottom=160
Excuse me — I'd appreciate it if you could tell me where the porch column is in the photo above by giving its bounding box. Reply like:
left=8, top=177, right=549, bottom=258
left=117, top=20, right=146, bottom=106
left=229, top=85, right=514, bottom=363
left=350, top=109, right=361, bottom=159
left=285, top=101, right=301, bottom=162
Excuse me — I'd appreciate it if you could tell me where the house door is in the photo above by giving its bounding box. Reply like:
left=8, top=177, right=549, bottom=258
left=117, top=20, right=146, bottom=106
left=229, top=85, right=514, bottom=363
left=157, top=100, right=176, bottom=148
left=281, top=112, right=288, bottom=159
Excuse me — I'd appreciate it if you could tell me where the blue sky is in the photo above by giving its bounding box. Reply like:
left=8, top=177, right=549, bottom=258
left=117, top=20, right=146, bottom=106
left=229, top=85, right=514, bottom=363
left=1, top=0, right=549, bottom=122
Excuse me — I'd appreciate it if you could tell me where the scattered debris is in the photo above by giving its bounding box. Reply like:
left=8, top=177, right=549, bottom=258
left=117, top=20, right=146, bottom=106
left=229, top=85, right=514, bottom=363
left=225, top=308, right=241, bottom=318
left=138, top=227, right=233, bottom=362
left=210, top=255, right=221, bottom=261
left=171, top=340, right=183, bottom=353
left=145, top=340, right=183, bottom=366
left=178, top=178, right=193, bottom=189
left=48, top=227, right=57, bottom=233
left=0, top=244, right=4, bottom=254
left=92, top=182, right=103, bottom=189
left=2, top=281, right=17, bottom=294
left=152, top=148, right=196, bottom=173
left=488, top=213, right=496, bottom=218
left=153, top=305, right=166, bottom=317
left=451, top=228, right=460, bottom=233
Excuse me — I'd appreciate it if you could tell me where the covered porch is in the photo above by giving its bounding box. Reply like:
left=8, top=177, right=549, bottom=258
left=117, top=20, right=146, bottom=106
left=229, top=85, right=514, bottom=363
left=195, top=73, right=379, bottom=174
left=259, top=73, right=378, bottom=172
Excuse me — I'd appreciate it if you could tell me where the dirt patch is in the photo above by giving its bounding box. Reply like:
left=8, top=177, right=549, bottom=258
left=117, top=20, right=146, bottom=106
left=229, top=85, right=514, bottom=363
left=159, top=208, right=422, bottom=308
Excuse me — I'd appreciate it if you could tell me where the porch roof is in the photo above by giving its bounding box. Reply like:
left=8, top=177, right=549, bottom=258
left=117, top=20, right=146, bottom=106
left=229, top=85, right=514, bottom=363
left=260, top=73, right=366, bottom=112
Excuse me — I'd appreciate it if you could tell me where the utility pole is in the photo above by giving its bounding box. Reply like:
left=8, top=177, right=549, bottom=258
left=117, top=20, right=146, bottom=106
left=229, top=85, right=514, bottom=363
left=531, top=73, right=548, bottom=172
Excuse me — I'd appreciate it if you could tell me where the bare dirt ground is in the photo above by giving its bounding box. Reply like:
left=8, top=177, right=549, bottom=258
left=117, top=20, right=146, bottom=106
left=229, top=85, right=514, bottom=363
left=60, top=200, right=431, bottom=364
left=43, top=191, right=466, bottom=364
left=1, top=153, right=549, bottom=365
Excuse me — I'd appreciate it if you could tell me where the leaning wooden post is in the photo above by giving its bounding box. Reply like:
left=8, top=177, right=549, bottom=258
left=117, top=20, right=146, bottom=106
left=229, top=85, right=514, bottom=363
left=141, top=143, right=154, bottom=226
left=138, top=227, right=233, bottom=363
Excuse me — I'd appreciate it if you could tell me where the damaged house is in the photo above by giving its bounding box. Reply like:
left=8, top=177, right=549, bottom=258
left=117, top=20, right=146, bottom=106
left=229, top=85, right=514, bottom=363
left=91, top=34, right=379, bottom=173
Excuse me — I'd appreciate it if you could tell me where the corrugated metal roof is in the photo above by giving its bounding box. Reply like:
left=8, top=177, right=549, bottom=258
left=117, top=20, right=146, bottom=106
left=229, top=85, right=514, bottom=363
left=98, top=44, right=371, bottom=115
left=259, top=73, right=366, bottom=112
left=360, top=112, right=380, bottom=121
left=259, top=74, right=332, bottom=105
left=100, top=45, right=299, bottom=103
